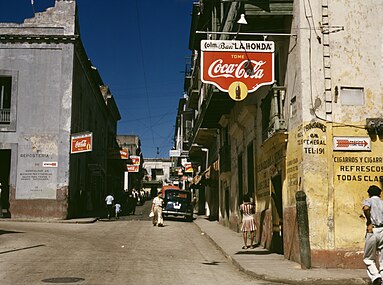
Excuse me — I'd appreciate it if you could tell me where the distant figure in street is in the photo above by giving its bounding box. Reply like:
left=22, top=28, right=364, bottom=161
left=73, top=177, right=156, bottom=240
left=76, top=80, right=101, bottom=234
left=362, top=185, right=383, bottom=285
left=105, top=193, right=114, bottom=220
left=114, top=203, right=121, bottom=219
left=240, top=194, right=256, bottom=249
left=131, top=188, right=138, bottom=215
left=151, top=191, right=164, bottom=227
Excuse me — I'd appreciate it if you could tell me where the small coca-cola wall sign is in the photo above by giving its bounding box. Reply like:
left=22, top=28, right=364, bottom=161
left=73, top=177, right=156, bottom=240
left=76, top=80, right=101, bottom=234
left=201, top=40, right=275, bottom=101
left=71, top=132, right=92, bottom=154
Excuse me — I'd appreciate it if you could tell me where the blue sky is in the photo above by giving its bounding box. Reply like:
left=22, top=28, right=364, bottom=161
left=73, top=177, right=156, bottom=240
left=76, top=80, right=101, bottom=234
left=0, top=0, right=193, bottom=158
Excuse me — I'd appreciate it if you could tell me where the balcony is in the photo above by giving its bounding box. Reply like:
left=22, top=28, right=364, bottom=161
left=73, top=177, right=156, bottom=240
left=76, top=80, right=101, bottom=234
left=262, top=117, right=287, bottom=141
left=0, top=108, right=10, bottom=124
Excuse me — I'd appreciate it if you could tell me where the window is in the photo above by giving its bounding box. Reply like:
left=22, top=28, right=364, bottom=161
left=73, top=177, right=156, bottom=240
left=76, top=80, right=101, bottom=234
left=340, top=87, right=364, bottom=106
left=152, top=168, right=163, bottom=180
left=247, top=142, right=254, bottom=196
left=290, top=96, right=297, bottom=118
left=0, top=76, right=12, bottom=124
left=238, top=153, right=243, bottom=206
left=0, top=70, right=17, bottom=131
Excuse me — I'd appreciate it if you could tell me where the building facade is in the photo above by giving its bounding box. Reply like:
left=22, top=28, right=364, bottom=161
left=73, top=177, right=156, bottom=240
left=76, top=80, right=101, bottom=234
left=182, top=0, right=383, bottom=268
left=116, top=135, right=144, bottom=192
left=0, top=0, right=123, bottom=219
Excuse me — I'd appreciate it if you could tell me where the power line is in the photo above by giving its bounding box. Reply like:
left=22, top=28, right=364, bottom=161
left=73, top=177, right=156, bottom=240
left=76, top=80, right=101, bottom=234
left=134, top=0, right=156, bottom=147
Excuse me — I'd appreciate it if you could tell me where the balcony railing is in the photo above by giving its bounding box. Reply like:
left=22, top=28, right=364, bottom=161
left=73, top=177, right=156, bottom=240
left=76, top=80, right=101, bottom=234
left=0, top=108, right=10, bottom=124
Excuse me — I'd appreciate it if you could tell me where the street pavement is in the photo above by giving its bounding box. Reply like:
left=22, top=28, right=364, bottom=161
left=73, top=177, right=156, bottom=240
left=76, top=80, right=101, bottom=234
left=193, top=217, right=370, bottom=285
left=1, top=201, right=371, bottom=285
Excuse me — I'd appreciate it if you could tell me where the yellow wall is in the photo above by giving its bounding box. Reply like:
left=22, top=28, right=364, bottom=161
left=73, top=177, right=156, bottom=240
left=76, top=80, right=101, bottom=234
left=286, top=121, right=377, bottom=251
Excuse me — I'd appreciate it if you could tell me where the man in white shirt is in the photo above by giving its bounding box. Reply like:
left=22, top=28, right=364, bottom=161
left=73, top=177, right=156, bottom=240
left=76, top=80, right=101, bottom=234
left=363, top=185, right=383, bottom=285
left=105, top=193, right=114, bottom=220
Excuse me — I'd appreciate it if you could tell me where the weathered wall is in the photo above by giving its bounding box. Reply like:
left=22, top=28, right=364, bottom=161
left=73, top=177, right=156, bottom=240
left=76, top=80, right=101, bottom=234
left=281, top=0, right=383, bottom=268
left=0, top=1, right=76, bottom=219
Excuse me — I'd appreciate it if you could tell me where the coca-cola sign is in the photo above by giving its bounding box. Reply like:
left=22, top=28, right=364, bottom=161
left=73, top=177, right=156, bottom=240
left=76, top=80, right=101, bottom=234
left=71, top=132, right=92, bottom=154
left=201, top=40, right=274, bottom=100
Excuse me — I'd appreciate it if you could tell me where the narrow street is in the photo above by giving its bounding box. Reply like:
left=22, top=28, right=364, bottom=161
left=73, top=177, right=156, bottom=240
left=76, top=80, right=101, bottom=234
left=0, top=200, right=284, bottom=285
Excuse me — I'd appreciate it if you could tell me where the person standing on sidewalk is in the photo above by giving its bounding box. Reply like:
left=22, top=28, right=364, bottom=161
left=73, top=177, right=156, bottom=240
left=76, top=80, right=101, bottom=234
left=105, top=193, right=114, bottom=220
left=362, top=185, right=383, bottom=285
left=151, top=191, right=164, bottom=227
left=240, top=194, right=256, bottom=249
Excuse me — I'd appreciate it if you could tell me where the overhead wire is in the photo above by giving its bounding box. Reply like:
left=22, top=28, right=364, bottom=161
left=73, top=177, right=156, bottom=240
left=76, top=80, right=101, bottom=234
left=303, top=0, right=365, bottom=130
left=134, top=0, right=156, bottom=147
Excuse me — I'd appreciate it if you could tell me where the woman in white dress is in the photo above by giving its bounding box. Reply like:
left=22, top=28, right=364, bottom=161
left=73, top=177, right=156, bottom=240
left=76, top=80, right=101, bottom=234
left=151, top=191, right=164, bottom=227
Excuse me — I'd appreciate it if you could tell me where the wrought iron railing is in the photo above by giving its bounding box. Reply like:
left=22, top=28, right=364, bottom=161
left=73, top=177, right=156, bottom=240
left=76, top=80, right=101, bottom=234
left=0, top=108, right=10, bottom=124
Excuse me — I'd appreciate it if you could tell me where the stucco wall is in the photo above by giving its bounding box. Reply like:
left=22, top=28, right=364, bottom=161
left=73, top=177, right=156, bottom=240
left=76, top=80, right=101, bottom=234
left=281, top=0, right=383, bottom=267
left=0, top=1, right=76, bottom=219
left=0, top=43, right=74, bottom=218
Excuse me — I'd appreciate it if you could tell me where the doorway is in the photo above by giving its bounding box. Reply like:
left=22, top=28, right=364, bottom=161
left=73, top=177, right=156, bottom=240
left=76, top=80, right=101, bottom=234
left=271, top=174, right=284, bottom=254
left=0, top=149, right=11, bottom=216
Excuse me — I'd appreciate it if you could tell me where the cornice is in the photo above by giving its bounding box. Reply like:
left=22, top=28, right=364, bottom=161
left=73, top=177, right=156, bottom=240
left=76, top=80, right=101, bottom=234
left=0, top=34, right=78, bottom=44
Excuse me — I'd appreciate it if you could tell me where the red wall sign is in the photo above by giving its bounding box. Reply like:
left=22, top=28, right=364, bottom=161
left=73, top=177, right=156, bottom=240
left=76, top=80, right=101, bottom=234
left=127, top=165, right=139, bottom=173
left=71, top=132, right=92, bottom=154
left=120, top=148, right=129, bottom=159
left=130, top=155, right=141, bottom=165
left=201, top=40, right=275, bottom=100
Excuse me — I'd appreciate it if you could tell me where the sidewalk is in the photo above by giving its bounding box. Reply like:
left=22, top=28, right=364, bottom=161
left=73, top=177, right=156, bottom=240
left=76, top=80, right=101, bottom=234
left=194, top=216, right=370, bottom=285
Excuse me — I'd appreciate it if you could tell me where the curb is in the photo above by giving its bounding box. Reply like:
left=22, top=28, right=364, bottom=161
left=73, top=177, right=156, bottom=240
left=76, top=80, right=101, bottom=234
left=193, top=220, right=369, bottom=285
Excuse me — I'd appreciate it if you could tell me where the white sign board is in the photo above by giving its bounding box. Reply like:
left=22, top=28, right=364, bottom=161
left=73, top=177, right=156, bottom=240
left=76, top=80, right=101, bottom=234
left=333, top=137, right=371, bottom=151
left=169, top=149, right=181, bottom=157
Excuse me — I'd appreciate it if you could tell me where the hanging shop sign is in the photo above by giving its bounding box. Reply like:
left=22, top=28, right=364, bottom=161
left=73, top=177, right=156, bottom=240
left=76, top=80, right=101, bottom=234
left=127, top=155, right=140, bottom=173
left=71, top=132, right=92, bottom=154
left=120, top=148, right=129, bottom=159
left=130, top=155, right=141, bottom=165
left=127, top=165, right=139, bottom=172
left=169, top=149, right=181, bottom=157
left=201, top=40, right=275, bottom=101
left=333, top=136, right=371, bottom=151
left=184, top=162, right=193, bottom=173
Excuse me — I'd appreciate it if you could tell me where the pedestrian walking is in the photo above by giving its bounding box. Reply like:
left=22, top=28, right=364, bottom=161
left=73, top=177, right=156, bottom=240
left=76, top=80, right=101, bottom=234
left=105, top=193, right=114, bottom=220
left=151, top=191, right=164, bottom=227
left=131, top=188, right=138, bottom=215
left=362, top=185, right=383, bottom=285
left=114, top=203, right=121, bottom=219
left=240, top=194, right=256, bottom=249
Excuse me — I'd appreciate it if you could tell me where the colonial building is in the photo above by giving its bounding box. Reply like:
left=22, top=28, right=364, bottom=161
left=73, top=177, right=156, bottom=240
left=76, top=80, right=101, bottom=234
left=116, top=135, right=144, bottom=192
left=183, top=0, right=383, bottom=268
left=0, top=0, right=123, bottom=219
